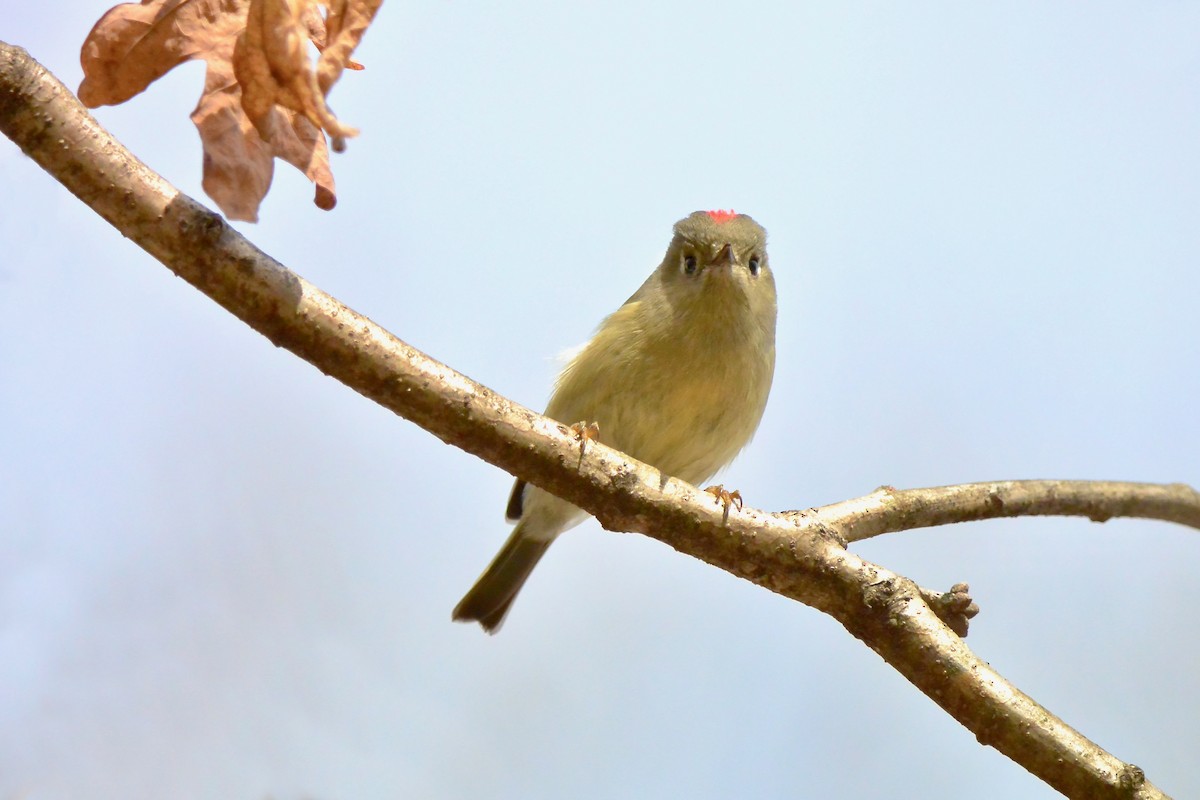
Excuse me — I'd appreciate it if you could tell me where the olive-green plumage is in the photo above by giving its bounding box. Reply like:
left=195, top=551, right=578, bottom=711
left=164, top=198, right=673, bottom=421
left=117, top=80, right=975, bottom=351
left=453, top=211, right=777, bottom=632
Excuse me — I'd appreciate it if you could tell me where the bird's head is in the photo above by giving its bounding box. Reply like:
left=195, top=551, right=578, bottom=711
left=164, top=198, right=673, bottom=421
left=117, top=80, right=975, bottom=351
left=657, top=210, right=776, bottom=327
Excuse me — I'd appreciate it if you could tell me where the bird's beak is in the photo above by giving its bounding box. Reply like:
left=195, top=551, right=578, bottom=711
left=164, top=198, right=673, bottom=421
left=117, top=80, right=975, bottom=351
left=708, top=243, right=735, bottom=268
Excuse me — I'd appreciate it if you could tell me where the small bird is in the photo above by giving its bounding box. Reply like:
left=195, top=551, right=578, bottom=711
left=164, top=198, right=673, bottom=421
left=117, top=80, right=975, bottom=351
left=453, top=210, right=777, bottom=632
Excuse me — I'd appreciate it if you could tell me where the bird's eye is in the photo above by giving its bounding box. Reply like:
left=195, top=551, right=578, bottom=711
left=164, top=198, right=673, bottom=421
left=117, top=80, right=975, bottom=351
left=683, top=254, right=698, bottom=275
left=748, top=256, right=761, bottom=276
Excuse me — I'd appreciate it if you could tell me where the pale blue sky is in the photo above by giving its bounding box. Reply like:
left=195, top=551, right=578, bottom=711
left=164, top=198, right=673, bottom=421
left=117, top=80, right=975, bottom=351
left=2, top=3, right=1199, bottom=798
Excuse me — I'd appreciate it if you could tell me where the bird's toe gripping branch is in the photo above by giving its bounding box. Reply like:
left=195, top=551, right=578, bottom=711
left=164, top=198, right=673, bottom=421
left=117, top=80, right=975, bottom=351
left=569, top=421, right=601, bottom=462
left=704, top=484, right=744, bottom=521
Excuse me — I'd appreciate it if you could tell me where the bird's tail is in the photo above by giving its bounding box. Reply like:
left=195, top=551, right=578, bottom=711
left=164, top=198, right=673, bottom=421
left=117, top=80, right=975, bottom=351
left=452, top=525, right=553, bottom=633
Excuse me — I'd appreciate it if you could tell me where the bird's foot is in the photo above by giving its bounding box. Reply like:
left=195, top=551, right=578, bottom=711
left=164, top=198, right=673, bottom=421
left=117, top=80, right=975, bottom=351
left=569, top=421, right=601, bottom=459
left=704, top=484, right=744, bottom=520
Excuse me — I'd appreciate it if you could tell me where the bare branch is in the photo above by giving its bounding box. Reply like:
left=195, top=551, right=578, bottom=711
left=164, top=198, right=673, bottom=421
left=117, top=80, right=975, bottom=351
left=0, top=42, right=1183, bottom=799
left=802, top=480, right=1200, bottom=543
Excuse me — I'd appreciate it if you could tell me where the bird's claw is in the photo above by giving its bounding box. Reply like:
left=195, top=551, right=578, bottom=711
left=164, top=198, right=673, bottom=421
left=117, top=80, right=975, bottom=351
left=704, top=484, right=744, bottom=516
left=569, top=421, right=600, bottom=458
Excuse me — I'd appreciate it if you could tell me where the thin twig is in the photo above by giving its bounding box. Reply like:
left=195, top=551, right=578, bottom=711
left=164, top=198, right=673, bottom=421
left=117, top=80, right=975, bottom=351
left=801, top=480, right=1200, bottom=543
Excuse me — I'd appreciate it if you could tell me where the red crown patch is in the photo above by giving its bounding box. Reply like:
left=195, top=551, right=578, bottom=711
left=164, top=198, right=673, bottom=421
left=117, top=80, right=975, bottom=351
left=706, top=209, right=737, bottom=223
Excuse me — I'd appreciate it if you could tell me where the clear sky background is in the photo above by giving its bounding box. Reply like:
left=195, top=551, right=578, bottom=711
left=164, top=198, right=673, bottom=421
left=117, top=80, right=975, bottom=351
left=2, top=3, right=1198, bottom=798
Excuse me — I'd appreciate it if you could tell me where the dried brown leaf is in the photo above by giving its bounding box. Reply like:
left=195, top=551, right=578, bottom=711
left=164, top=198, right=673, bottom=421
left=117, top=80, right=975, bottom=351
left=304, top=3, right=365, bottom=70
left=192, top=46, right=335, bottom=221
left=79, top=0, right=250, bottom=107
left=317, top=0, right=382, bottom=92
left=78, top=0, right=376, bottom=221
left=234, top=0, right=380, bottom=146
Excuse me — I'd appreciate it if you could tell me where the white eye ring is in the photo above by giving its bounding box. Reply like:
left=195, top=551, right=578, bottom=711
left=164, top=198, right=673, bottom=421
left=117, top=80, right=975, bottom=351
left=683, top=255, right=698, bottom=275
left=748, top=256, right=761, bottom=275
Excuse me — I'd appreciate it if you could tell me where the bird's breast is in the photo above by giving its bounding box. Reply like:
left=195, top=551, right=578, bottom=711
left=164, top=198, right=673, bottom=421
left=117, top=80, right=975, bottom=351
left=550, top=307, right=774, bottom=486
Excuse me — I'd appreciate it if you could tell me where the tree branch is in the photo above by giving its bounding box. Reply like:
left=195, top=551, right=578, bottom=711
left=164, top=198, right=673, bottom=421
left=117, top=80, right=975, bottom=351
left=1, top=41, right=1185, bottom=799
left=804, top=480, right=1200, bottom=543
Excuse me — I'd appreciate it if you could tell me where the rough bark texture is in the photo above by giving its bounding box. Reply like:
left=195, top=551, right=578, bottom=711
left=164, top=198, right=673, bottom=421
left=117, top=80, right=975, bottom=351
left=3, top=41, right=1189, bottom=799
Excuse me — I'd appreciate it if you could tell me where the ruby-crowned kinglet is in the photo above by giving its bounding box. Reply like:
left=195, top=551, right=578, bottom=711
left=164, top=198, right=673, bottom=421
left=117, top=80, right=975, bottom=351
left=453, top=210, right=777, bottom=632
